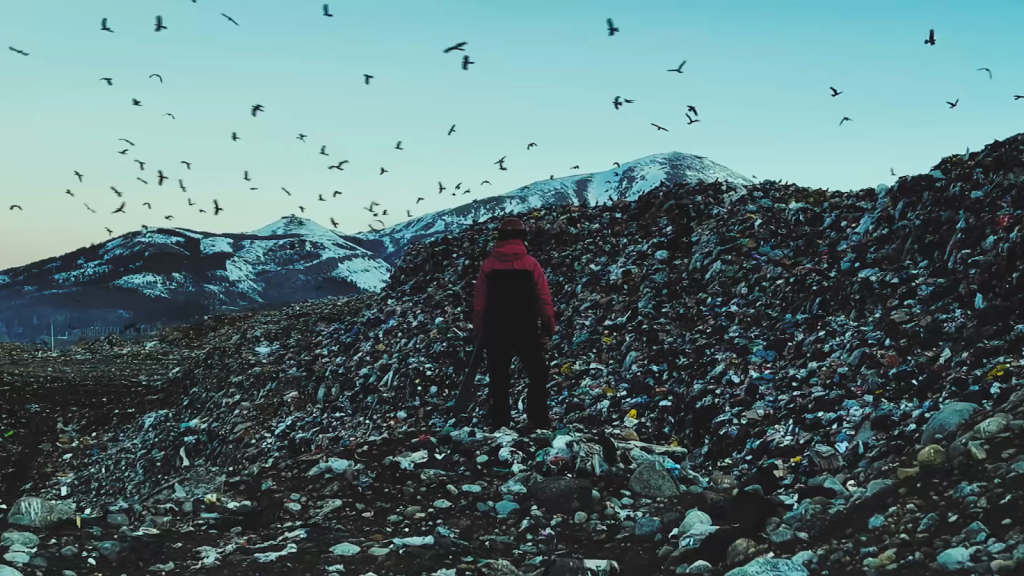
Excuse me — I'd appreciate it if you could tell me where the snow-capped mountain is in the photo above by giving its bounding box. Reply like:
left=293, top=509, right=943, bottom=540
left=0, top=217, right=391, bottom=343
left=356, top=151, right=752, bottom=262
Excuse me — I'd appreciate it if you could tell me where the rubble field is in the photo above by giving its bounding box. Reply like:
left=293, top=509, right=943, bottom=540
left=4, top=134, right=1024, bottom=576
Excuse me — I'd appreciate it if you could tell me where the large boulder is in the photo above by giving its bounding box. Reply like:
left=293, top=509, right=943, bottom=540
left=6, top=497, right=74, bottom=528
left=628, top=461, right=679, bottom=499
left=724, top=557, right=809, bottom=576
left=921, top=402, right=980, bottom=445
left=528, top=477, right=594, bottom=515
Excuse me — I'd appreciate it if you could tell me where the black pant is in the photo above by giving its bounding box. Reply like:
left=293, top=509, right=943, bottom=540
left=485, top=336, right=549, bottom=429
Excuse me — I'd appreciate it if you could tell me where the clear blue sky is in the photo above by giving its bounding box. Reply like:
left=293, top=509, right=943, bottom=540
left=2, top=0, right=1022, bottom=269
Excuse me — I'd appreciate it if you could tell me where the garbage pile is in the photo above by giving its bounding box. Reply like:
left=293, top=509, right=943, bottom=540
left=4, top=133, right=1024, bottom=575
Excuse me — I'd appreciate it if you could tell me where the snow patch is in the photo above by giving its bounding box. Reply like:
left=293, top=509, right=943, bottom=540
left=201, top=236, right=234, bottom=255
left=332, top=258, right=391, bottom=292
left=111, top=273, right=176, bottom=298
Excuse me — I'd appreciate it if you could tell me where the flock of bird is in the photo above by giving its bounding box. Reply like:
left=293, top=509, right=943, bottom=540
left=5, top=16, right=1023, bottom=239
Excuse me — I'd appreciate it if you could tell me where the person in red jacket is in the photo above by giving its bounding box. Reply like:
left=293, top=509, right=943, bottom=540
left=472, top=217, right=556, bottom=431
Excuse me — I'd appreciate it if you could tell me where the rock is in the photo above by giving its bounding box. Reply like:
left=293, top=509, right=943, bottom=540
left=679, top=509, right=713, bottom=534
left=770, top=527, right=797, bottom=544
left=791, top=551, right=817, bottom=566
left=0, top=566, right=24, bottom=576
left=963, top=521, right=988, bottom=541
left=149, top=562, right=175, bottom=571
left=628, top=461, right=679, bottom=499
left=868, top=514, right=887, bottom=529
left=1, top=554, right=29, bottom=566
left=495, top=501, right=520, bottom=517
left=724, top=557, right=809, bottom=576
left=922, top=402, right=980, bottom=445
left=6, top=497, right=74, bottom=528
left=936, top=547, right=970, bottom=571
left=96, top=541, right=120, bottom=561
left=865, top=479, right=894, bottom=498
left=330, top=543, right=361, bottom=556
left=529, top=477, right=593, bottom=514
left=726, top=538, right=758, bottom=566
left=106, top=513, right=130, bottom=527
left=687, top=561, right=713, bottom=573
left=918, top=513, right=940, bottom=533
left=918, top=445, right=947, bottom=468
left=974, top=414, right=1010, bottom=439
left=897, top=467, right=919, bottom=480
left=991, top=559, right=1017, bottom=574
left=59, top=546, right=78, bottom=557
left=573, top=511, right=588, bottom=524
left=634, top=517, right=663, bottom=539
left=0, top=533, right=38, bottom=549
left=968, top=441, right=987, bottom=461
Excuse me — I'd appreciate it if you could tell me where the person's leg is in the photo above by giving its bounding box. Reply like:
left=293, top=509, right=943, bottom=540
left=485, top=341, right=514, bottom=429
left=516, top=336, right=550, bottom=427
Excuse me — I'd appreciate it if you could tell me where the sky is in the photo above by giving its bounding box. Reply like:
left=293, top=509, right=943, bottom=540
left=1, top=0, right=1022, bottom=269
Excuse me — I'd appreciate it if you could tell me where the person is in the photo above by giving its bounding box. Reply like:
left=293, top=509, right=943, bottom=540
left=471, top=217, right=556, bottom=431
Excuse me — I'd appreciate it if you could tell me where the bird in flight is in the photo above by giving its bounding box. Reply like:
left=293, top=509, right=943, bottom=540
left=407, top=210, right=413, bottom=218
left=977, top=67, right=992, bottom=79
left=179, top=180, right=186, bottom=192
left=105, top=227, right=113, bottom=237
left=181, top=161, right=191, bottom=170
left=380, top=167, right=388, bottom=175
left=444, top=42, right=468, bottom=53
left=329, top=161, right=348, bottom=170
left=9, top=205, right=22, bottom=211
left=74, top=171, right=84, bottom=182
left=221, top=13, right=239, bottom=26
left=890, top=168, right=896, bottom=176
left=455, top=182, right=462, bottom=190
left=232, top=132, right=240, bottom=141
left=925, top=29, right=935, bottom=45
left=1015, top=95, right=1024, bottom=100
left=438, top=182, right=446, bottom=194
left=9, top=47, right=29, bottom=56
left=613, top=96, right=623, bottom=110
left=330, top=217, right=339, bottom=228
left=480, top=180, right=491, bottom=186
left=120, top=138, right=135, bottom=146
left=111, top=187, right=122, bottom=197
left=65, top=189, right=74, bottom=197
left=947, top=98, right=959, bottom=109
left=213, top=200, right=223, bottom=215
left=571, top=165, right=580, bottom=170
left=101, top=18, right=114, bottom=33
left=686, top=106, right=698, bottom=117
left=150, top=73, right=163, bottom=83
left=686, top=113, right=700, bottom=125
left=112, top=202, right=126, bottom=214
left=100, top=78, right=113, bottom=85
left=320, top=145, right=329, bottom=156
left=462, top=55, right=474, bottom=70
left=651, top=123, right=668, bottom=132
left=667, top=60, right=686, bottom=73
left=117, top=149, right=129, bottom=155
left=84, top=203, right=97, bottom=213
left=243, top=170, right=251, bottom=181
left=132, top=98, right=142, bottom=106
left=282, top=187, right=292, bottom=196
left=318, top=194, right=326, bottom=202
left=199, top=209, right=207, bottom=214
left=155, top=16, right=167, bottom=32
left=624, top=98, right=635, bottom=104
left=164, top=215, right=174, bottom=221
left=448, top=125, right=456, bottom=136
left=607, top=18, right=619, bottom=36
left=494, top=156, right=506, bottom=166
left=157, top=170, right=167, bottom=186
left=527, top=142, right=537, bottom=150
left=187, top=198, right=195, bottom=206
left=395, top=141, right=404, bottom=150
left=135, top=160, right=146, bottom=171
left=829, top=87, right=842, bottom=97
left=333, top=190, right=342, bottom=197
left=323, top=4, right=333, bottom=17
left=252, top=104, right=264, bottom=117
left=298, top=206, right=306, bottom=214
left=163, top=113, right=175, bottom=120
left=839, top=116, right=852, bottom=125
left=137, top=177, right=149, bottom=185
left=364, top=74, right=374, bottom=85
left=374, top=219, right=385, bottom=228
left=297, top=134, right=308, bottom=142
left=142, top=202, right=152, bottom=210
left=416, top=197, right=424, bottom=204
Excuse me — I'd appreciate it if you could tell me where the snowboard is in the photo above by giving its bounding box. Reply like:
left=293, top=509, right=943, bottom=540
left=451, top=334, right=485, bottom=416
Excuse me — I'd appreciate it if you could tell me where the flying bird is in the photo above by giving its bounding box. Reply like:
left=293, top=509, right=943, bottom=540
left=163, top=113, right=175, bottom=120
left=667, top=60, right=686, bottom=73
left=527, top=142, right=537, bottom=150
left=333, top=190, right=342, bottom=197
left=298, top=206, right=306, bottom=213
left=84, top=203, right=97, bottom=213
left=117, top=149, right=129, bottom=155
left=947, top=98, right=959, bottom=109
left=977, top=67, right=992, bottom=79
left=9, top=205, right=22, bottom=211
left=243, top=170, right=251, bottom=181
left=297, top=134, right=308, bottom=142
left=480, top=180, right=491, bottom=185
left=416, top=197, right=424, bottom=204
left=462, top=55, right=474, bottom=70
left=132, top=98, right=142, bottom=106
left=101, top=18, right=114, bottom=32
left=155, top=16, right=167, bottom=32
left=651, top=123, right=668, bottom=132
left=65, top=189, right=74, bottom=197
left=187, top=198, right=195, bottom=206
left=112, top=202, right=126, bottom=214
left=329, top=161, right=348, bottom=170
left=830, top=87, right=842, bottom=97
left=395, top=141, right=404, bottom=150
left=925, top=29, right=935, bottom=45
left=74, top=171, right=84, bottom=182
left=282, top=187, right=292, bottom=196
left=624, top=98, right=635, bottom=104
left=111, top=187, right=122, bottom=197
left=213, top=200, right=223, bottom=215
left=438, top=182, right=446, bottom=193
left=150, top=73, right=163, bottom=83
left=100, top=78, right=113, bottom=85
left=330, top=217, right=339, bottom=228
left=1015, top=95, right=1024, bottom=100
left=494, top=156, right=506, bottom=165
left=164, top=215, right=174, bottom=221
left=251, top=104, right=264, bottom=116
left=105, top=227, right=113, bottom=237
left=181, top=161, right=191, bottom=170
left=613, top=96, right=623, bottom=110
left=9, top=47, right=29, bottom=56
left=374, top=219, right=385, bottom=228
left=606, top=18, right=619, bottom=36
left=199, top=209, right=207, bottom=214
left=119, top=139, right=135, bottom=146
left=318, top=194, right=326, bottom=202
left=137, top=178, right=149, bottom=185
left=320, top=145, right=328, bottom=156
left=890, top=168, right=896, bottom=176
left=323, top=4, right=333, bottom=17
left=221, top=13, right=239, bottom=26
left=157, top=170, right=167, bottom=185
left=178, top=180, right=186, bottom=192
left=232, top=132, right=240, bottom=141
left=407, top=210, right=413, bottom=217
left=686, top=106, right=698, bottom=117
left=448, top=124, right=456, bottom=135
left=135, top=160, right=146, bottom=171
left=364, top=74, right=373, bottom=85
left=840, top=116, right=852, bottom=125
left=455, top=183, right=461, bottom=190
left=686, top=113, right=700, bottom=125
left=444, top=42, right=467, bottom=53
left=142, top=202, right=152, bottom=209
left=571, top=165, right=580, bottom=170
left=380, top=167, right=388, bottom=175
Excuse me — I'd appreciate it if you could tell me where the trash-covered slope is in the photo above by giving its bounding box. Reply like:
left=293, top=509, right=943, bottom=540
left=356, top=151, right=753, bottom=263
left=0, top=216, right=392, bottom=343
left=5, top=134, right=1024, bottom=575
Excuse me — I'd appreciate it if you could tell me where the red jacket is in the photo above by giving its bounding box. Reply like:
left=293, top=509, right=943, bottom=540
left=472, top=239, right=556, bottom=339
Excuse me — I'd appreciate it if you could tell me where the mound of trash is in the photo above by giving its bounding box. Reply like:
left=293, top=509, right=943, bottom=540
left=4, top=134, right=1024, bottom=575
